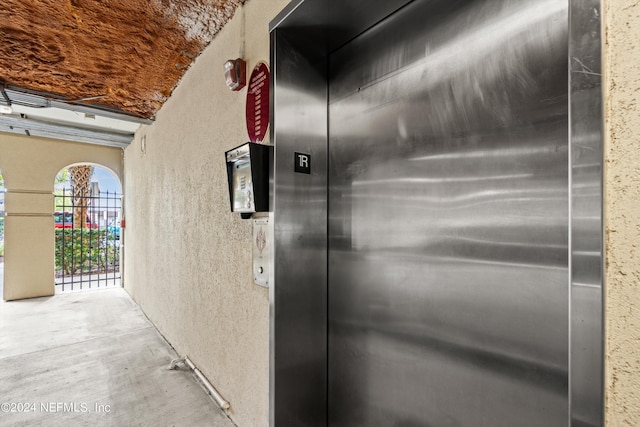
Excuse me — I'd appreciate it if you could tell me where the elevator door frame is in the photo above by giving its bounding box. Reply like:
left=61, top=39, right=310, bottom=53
left=269, top=1, right=603, bottom=426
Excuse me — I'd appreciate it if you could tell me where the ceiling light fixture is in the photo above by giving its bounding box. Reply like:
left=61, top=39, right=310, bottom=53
left=0, top=105, right=12, bottom=114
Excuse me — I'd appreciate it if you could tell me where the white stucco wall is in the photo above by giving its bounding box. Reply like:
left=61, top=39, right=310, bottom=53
left=122, top=1, right=289, bottom=425
left=603, top=1, right=640, bottom=425
left=0, top=132, right=123, bottom=300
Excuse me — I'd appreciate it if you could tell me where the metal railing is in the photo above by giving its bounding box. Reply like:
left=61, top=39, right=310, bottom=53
left=54, top=188, right=122, bottom=292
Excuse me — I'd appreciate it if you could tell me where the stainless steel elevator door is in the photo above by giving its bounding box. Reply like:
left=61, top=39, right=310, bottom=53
left=328, top=0, right=569, bottom=426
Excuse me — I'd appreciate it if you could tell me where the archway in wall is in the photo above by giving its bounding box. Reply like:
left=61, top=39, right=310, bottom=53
left=54, top=164, right=122, bottom=292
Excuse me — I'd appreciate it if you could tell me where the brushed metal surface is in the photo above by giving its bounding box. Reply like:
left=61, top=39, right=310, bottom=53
left=328, top=0, right=569, bottom=425
left=270, top=31, right=328, bottom=427
left=253, top=216, right=270, bottom=287
left=569, top=0, right=603, bottom=425
left=270, top=0, right=413, bottom=52
left=271, top=0, right=604, bottom=426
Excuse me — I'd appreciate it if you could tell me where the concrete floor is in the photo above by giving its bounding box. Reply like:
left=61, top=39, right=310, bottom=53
left=0, top=287, right=235, bottom=427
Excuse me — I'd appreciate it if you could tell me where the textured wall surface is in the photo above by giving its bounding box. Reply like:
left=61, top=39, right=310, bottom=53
left=122, top=0, right=288, bottom=425
left=603, top=0, right=640, bottom=425
left=0, top=0, right=242, bottom=118
left=0, top=133, right=122, bottom=300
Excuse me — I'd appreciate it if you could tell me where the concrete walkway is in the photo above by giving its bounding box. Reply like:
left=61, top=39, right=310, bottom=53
left=0, top=287, right=235, bottom=427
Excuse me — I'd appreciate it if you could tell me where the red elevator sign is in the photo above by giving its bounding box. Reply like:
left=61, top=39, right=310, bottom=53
left=246, top=62, right=270, bottom=143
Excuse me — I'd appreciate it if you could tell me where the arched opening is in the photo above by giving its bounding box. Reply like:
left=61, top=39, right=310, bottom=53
left=54, top=164, right=122, bottom=292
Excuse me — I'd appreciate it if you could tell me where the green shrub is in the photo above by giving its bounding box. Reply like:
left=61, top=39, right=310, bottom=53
left=55, top=229, right=119, bottom=275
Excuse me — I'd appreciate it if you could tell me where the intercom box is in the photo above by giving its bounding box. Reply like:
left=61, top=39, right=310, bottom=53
left=225, top=142, right=273, bottom=218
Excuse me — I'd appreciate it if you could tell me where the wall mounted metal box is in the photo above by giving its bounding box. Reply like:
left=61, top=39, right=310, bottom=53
left=225, top=142, right=273, bottom=219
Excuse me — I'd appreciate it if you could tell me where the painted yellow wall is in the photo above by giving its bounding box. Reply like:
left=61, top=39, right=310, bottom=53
left=603, top=0, right=640, bottom=425
left=122, top=1, right=288, bottom=425
left=0, top=133, right=123, bottom=300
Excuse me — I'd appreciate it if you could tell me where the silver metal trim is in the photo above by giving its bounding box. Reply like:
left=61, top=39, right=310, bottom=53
left=226, top=144, right=251, bottom=162
left=569, top=0, right=604, bottom=425
left=269, top=0, right=306, bottom=31
left=270, top=28, right=328, bottom=427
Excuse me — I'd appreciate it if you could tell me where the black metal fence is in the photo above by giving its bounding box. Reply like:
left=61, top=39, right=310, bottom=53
left=54, top=188, right=122, bottom=291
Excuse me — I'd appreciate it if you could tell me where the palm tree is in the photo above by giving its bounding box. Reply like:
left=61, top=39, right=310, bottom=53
left=69, top=165, right=93, bottom=228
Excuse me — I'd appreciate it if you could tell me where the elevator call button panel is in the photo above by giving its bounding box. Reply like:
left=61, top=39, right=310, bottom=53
left=252, top=216, right=270, bottom=287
